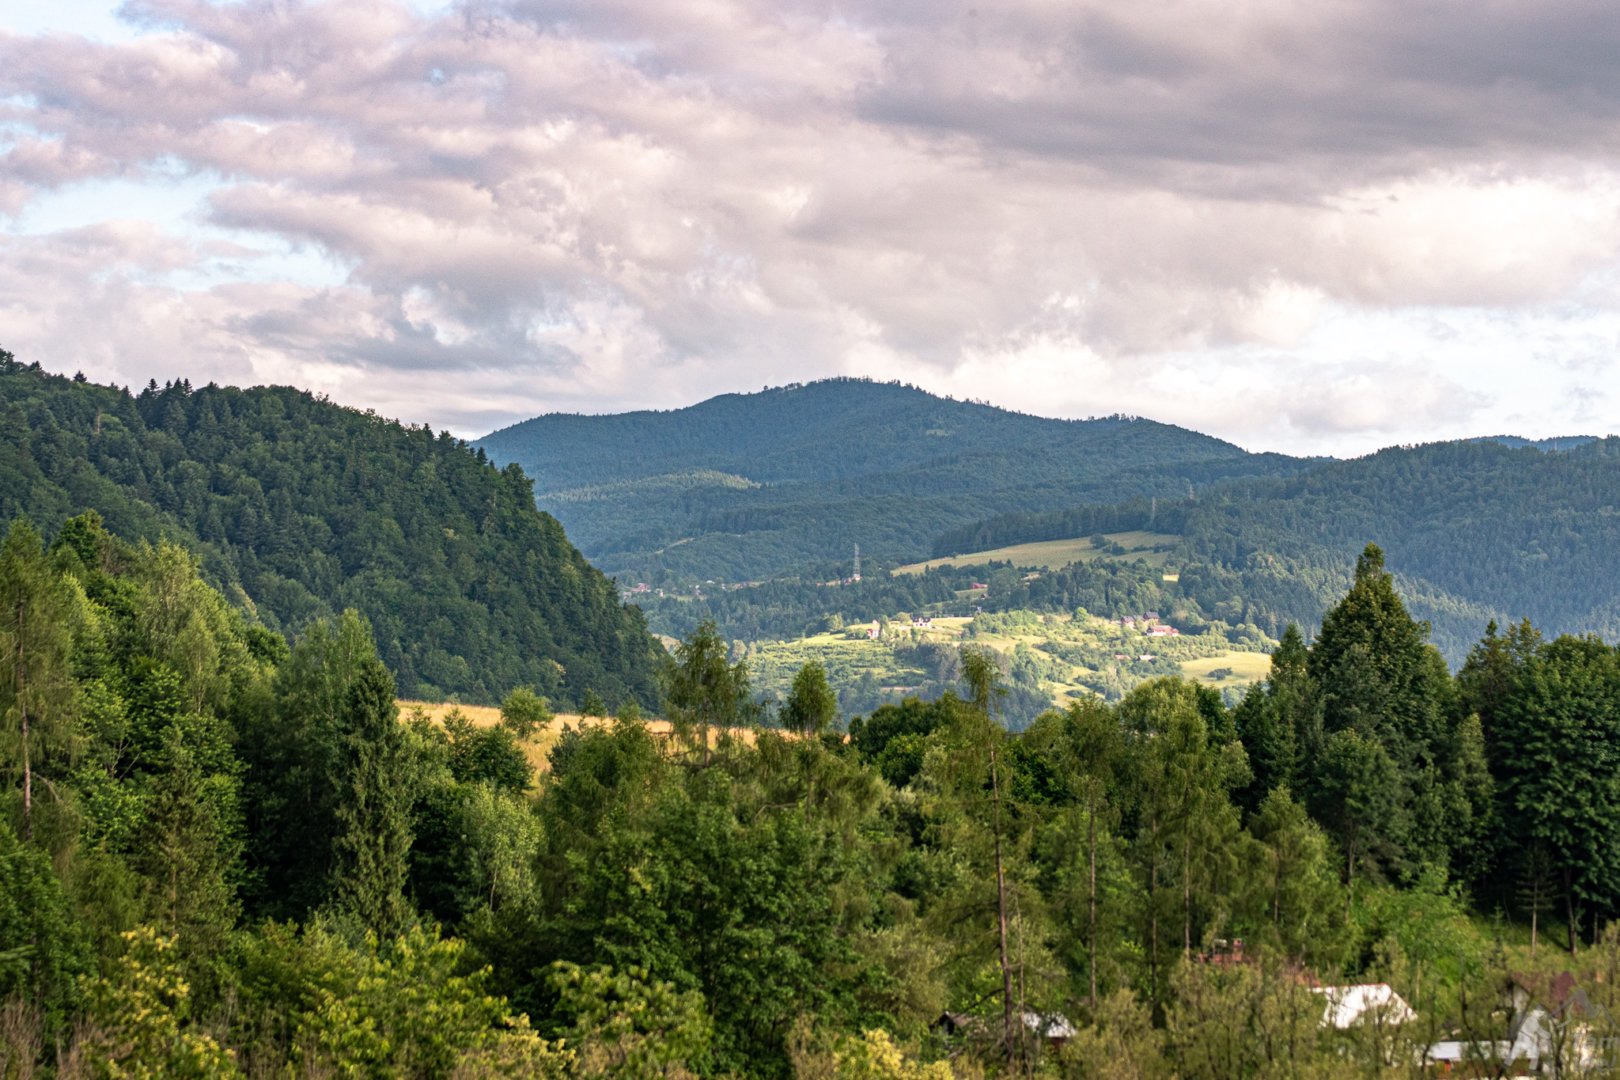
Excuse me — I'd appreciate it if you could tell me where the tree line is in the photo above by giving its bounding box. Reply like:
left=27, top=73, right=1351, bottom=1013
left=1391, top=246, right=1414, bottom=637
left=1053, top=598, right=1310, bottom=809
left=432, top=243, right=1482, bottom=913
left=0, top=351, right=665, bottom=707
left=929, top=438, right=1620, bottom=662
left=7, top=514, right=1620, bottom=1077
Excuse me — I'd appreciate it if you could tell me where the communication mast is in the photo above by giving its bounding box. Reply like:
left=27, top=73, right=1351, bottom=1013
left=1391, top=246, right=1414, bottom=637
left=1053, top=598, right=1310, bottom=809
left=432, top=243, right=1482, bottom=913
left=852, top=543, right=861, bottom=582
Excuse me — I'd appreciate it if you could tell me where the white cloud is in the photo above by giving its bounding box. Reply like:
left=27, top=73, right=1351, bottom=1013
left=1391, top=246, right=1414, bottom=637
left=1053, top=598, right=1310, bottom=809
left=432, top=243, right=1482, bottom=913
left=0, top=0, right=1617, bottom=450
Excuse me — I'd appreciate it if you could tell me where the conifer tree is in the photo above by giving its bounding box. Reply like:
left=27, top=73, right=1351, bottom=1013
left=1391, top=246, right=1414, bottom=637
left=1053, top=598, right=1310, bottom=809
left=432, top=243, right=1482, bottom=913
left=241, top=611, right=376, bottom=919
left=134, top=725, right=242, bottom=960
left=331, top=656, right=414, bottom=939
left=1305, top=544, right=1454, bottom=878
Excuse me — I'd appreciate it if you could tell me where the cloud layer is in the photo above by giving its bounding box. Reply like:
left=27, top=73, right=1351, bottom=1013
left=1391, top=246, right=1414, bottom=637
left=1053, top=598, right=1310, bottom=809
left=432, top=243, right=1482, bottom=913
left=3, top=0, right=1620, bottom=452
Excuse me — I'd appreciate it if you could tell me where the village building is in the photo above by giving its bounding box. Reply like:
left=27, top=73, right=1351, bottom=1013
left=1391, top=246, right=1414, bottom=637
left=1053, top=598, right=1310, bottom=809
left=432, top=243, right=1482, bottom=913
left=1315, top=983, right=1416, bottom=1030
left=1428, top=972, right=1616, bottom=1073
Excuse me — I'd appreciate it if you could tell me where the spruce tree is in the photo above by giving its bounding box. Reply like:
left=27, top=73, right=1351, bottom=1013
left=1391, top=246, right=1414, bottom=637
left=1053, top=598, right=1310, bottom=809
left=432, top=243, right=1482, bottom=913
left=331, top=656, right=415, bottom=939
left=1305, top=544, right=1453, bottom=879
left=134, top=725, right=242, bottom=960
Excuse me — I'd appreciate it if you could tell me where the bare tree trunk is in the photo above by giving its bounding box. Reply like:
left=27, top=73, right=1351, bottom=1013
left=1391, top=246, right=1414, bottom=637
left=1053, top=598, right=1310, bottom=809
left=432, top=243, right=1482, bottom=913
left=990, top=741, right=1016, bottom=1070
left=1147, top=838, right=1159, bottom=1005
left=1088, top=800, right=1098, bottom=1011
left=1345, top=843, right=1355, bottom=923
left=19, top=706, right=29, bottom=843
left=1567, top=876, right=1578, bottom=953
left=1272, top=850, right=1282, bottom=927
left=15, top=609, right=30, bottom=843
left=1183, top=832, right=1193, bottom=956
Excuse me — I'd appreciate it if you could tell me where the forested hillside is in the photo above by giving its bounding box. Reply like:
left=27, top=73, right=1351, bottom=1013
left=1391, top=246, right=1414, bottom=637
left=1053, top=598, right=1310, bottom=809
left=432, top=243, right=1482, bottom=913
left=477, top=378, right=1309, bottom=581
left=0, top=351, right=664, bottom=706
left=934, top=438, right=1620, bottom=660
left=11, top=514, right=1620, bottom=1077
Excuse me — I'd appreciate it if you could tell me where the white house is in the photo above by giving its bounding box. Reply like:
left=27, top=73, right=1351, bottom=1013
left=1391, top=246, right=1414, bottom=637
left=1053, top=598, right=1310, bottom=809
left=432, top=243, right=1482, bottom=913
left=1314, top=984, right=1416, bottom=1030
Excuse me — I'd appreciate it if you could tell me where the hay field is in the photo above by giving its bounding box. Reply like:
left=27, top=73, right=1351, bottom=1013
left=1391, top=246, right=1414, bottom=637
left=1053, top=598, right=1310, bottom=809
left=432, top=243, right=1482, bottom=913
left=397, top=700, right=763, bottom=776
left=1179, top=651, right=1273, bottom=687
left=895, top=530, right=1179, bottom=574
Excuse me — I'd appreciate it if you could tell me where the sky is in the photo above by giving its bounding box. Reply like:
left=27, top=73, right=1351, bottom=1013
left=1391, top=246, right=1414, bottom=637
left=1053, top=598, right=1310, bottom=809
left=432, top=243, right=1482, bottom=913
left=3, top=1, right=1620, bottom=455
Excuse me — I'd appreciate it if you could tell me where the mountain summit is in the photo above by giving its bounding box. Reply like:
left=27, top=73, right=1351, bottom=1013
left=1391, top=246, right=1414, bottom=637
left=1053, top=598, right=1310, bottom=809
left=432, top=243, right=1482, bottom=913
left=477, top=377, right=1308, bottom=581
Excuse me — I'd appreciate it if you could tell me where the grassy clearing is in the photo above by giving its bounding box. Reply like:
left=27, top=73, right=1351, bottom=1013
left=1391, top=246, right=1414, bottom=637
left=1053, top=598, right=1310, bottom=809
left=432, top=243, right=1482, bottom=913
left=749, top=608, right=1272, bottom=719
left=396, top=700, right=765, bottom=775
left=1180, top=651, right=1273, bottom=687
left=894, top=530, right=1180, bottom=575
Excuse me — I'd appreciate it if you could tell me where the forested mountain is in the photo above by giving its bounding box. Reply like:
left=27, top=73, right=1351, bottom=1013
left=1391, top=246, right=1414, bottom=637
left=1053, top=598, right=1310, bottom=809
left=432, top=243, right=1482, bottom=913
left=936, top=438, right=1620, bottom=660
left=0, top=351, right=664, bottom=706
left=477, top=378, right=1310, bottom=581
left=12, top=512, right=1620, bottom=1078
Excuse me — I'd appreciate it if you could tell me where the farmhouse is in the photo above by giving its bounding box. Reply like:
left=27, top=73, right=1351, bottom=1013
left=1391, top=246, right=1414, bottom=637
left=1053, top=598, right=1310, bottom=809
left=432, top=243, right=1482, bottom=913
left=934, top=1011, right=1076, bottom=1051
left=1315, top=984, right=1416, bottom=1029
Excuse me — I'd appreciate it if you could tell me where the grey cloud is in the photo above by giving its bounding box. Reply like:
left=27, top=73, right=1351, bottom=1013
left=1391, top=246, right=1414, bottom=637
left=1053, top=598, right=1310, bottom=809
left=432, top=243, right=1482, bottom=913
left=856, top=1, right=1620, bottom=191
left=0, top=0, right=1618, bottom=450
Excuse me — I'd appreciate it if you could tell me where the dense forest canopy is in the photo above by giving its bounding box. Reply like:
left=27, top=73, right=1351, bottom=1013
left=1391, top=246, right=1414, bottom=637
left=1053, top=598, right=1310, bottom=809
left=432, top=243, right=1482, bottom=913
left=8, top=512, right=1620, bottom=1077
left=933, top=438, right=1620, bottom=660
left=0, top=351, right=665, bottom=707
left=476, top=378, right=1310, bottom=581
left=10, top=354, right=1620, bottom=1075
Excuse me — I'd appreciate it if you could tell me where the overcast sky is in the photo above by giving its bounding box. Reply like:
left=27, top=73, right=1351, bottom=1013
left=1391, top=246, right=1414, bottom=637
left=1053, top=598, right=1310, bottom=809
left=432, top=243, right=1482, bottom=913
left=4, top=0, right=1620, bottom=455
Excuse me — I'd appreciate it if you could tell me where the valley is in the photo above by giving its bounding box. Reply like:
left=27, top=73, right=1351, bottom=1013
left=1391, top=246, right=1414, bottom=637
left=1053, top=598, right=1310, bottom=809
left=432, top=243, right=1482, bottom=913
left=6, top=353, right=1620, bottom=1079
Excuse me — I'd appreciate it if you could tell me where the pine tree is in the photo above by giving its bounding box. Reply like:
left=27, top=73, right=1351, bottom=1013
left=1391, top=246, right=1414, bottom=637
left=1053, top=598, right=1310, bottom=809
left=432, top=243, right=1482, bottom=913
left=959, top=647, right=1019, bottom=1066
left=1305, top=544, right=1453, bottom=878
left=331, top=656, right=415, bottom=939
left=240, top=611, right=376, bottom=919
left=134, top=725, right=242, bottom=960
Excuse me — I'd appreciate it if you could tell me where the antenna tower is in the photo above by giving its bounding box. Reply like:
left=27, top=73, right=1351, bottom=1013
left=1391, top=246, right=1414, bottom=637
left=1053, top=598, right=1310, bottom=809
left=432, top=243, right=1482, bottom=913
left=853, top=543, right=861, bottom=581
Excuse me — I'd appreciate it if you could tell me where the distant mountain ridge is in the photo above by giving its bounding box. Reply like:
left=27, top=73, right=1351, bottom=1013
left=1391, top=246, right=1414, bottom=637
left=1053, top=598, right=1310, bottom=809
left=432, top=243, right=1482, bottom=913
left=936, top=437, right=1620, bottom=660
left=477, top=377, right=1312, bottom=581
left=0, top=353, right=666, bottom=706
left=1467, top=434, right=1600, bottom=452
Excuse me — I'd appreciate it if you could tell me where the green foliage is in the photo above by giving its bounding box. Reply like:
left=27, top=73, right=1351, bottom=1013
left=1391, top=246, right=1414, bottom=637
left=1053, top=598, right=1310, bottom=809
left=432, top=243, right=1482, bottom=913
left=783, top=661, right=839, bottom=736
left=238, top=611, right=375, bottom=920
left=1475, top=627, right=1620, bottom=942
left=789, top=1026, right=954, bottom=1079
left=0, top=361, right=666, bottom=706
left=231, top=921, right=567, bottom=1078
left=1058, top=989, right=1168, bottom=1080
left=8, top=495, right=1620, bottom=1079
left=77, top=926, right=239, bottom=1079
left=330, top=656, right=415, bottom=939
left=666, top=620, right=754, bottom=756
left=0, top=517, right=82, bottom=845
left=443, top=710, right=533, bottom=793
left=1163, top=956, right=1331, bottom=1080
left=0, top=816, right=89, bottom=1042
left=478, top=377, right=1307, bottom=583
left=500, top=686, right=553, bottom=738
left=1246, top=788, right=1343, bottom=965
left=547, top=961, right=712, bottom=1076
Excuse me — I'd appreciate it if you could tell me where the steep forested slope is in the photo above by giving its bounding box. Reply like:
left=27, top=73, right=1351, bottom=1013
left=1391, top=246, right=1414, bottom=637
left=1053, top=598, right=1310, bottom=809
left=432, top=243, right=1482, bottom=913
left=477, top=377, right=1310, bottom=580
left=0, top=351, right=665, bottom=706
left=935, top=438, right=1620, bottom=659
